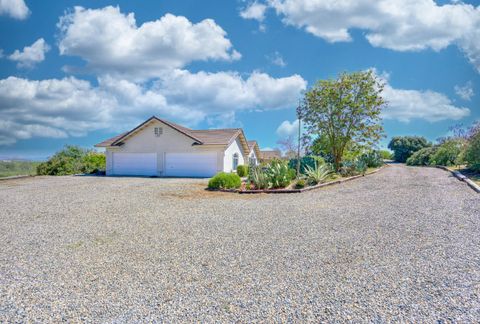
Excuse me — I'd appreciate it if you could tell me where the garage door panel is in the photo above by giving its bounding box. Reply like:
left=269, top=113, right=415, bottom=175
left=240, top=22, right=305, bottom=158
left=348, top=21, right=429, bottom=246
left=166, top=153, right=217, bottom=177
left=112, top=153, right=157, bottom=176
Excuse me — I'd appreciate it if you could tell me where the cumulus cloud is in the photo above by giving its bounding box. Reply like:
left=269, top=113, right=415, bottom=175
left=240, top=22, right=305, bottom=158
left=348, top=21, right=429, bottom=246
left=382, top=83, right=470, bottom=122
left=267, top=0, right=480, bottom=72
left=57, top=6, right=241, bottom=79
left=0, top=0, right=29, bottom=19
left=8, top=38, right=50, bottom=68
left=240, top=1, right=268, bottom=21
left=454, top=81, right=474, bottom=101
left=0, top=71, right=307, bottom=145
left=276, top=119, right=299, bottom=137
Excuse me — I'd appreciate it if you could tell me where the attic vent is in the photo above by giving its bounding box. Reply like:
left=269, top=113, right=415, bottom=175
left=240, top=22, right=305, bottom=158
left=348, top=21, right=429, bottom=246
left=154, top=127, right=163, bottom=137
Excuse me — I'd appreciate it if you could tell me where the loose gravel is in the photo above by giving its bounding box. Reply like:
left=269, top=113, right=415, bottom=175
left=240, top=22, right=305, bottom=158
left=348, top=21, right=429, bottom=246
left=0, top=164, right=479, bottom=322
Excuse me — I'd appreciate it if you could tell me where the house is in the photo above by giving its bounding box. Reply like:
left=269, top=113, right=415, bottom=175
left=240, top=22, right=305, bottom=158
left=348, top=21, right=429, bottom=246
left=95, top=116, right=259, bottom=177
left=259, top=149, right=282, bottom=162
left=247, top=140, right=261, bottom=166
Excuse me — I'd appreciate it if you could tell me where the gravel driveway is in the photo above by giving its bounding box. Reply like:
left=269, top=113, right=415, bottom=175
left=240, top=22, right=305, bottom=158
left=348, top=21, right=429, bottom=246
left=0, top=164, right=479, bottom=322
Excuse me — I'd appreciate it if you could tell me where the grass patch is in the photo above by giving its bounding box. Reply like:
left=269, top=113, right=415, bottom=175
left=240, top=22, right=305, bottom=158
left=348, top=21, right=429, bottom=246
left=0, top=161, right=40, bottom=178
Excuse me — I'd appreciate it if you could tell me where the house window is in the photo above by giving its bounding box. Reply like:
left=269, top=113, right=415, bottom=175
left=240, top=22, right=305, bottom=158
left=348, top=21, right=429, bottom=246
left=249, top=157, right=257, bottom=166
left=232, top=153, right=239, bottom=171
left=154, top=127, right=163, bottom=137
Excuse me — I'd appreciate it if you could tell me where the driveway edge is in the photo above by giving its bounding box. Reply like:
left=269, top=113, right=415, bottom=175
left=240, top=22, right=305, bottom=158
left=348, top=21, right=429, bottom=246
left=0, top=175, right=35, bottom=181
left=436, top=166, right=480, bottom=193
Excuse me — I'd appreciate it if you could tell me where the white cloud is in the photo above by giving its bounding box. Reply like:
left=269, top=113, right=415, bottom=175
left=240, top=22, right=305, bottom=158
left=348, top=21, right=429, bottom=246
left=58, top=6, right=241, bottom=79
left=0, top=71, right=307, bottom=145
left=454, top=81, right=474, bottom=100
left=382, top=84, right=470, bottom=123
left=267, top=51, right=286, bottom=67
left=240, top=2, right=268, bottom=21
left=267, top=0, right=480, bottom=72
left=276, top=119, right=299, bottom=137
left=8, top=38, right=50, bottom=68
left=0, top=0, right=29, bottom=19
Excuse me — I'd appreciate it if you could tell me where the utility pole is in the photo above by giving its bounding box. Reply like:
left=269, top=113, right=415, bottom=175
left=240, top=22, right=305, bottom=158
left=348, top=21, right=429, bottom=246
left=296, top=101, right=302, bottom=179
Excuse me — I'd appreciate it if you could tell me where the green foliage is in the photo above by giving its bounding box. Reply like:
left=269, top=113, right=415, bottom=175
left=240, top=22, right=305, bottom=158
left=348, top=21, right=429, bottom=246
left=265, top=160, right=291, bottom=188
left=287, top=168, right=297, bottom=180
left=465, top=132, right=480, bottom=172
left=339, top=159, right=367, bottom=177
left=406, top=147, right=437, bottom=166
left=236, top=165, right=248, bottom=177
left=388, top=136, right=431, bottom=163
left=248, top=166, right=270, bottom=189
left=288, top=156, right=325, bottom=175
left=304, top=162, right=333, bottom=185
left=36, top=145, right=105, bottom=176
left=430, top=140, right=463, bottom=166
left=0, top=160, right=40, bottom=177
left=358, top=150, right=384, bottom=168
left=299, top=70, right=387, bottom=170
left=81, top=152, right=106, bottom=174
left=295, top=179, right=306, bottom=189
left=208, top=172, right=241, bottom=190
left=379, top=150, right=393, bottom=160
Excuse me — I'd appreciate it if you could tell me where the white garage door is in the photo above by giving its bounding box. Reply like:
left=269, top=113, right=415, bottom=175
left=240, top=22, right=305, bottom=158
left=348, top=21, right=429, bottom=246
left=112, top=153, right=157, bottom=176
left=165, top=153, right=217, bottom=177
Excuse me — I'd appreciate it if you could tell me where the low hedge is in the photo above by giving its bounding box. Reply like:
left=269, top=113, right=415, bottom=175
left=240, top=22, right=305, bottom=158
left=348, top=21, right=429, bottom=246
left=208, top=172, right=241, bottom=190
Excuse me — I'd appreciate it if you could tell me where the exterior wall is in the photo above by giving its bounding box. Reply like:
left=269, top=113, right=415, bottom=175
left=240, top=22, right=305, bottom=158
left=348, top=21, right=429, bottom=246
left=223, top=137, right=247, bottom=172
left=106, top=120, right=224, bottom=176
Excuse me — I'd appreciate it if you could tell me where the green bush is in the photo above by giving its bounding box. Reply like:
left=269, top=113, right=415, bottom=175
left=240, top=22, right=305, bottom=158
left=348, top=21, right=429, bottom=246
left=36, top=145, right=106, bottom=176
left=295, top=179, right=306, bottom=189
left=288, top=156, right=325, bottom=174
left=236, top=165, right=248, bottom=177
left=287, top=168, right=296, bottom=180
left=430, top=140, right=463, bottom=166
left=358, top=150, right=384, bottom=168
left=465, top=132, right=480, bottom=172
left=388, top=136, right=431, bottom=163
left=0, top=161, right=40, bottom=177
left=265, top=160, right=291, bottom=188
left=208, top=172, right=241, bottom=190
left=339, top=159, right=367, bottom=177
left=406, top=147, right=437, bottom=166
left=379, top=150, right=393, bottom=160
left=81, top=152, right=106, bottom=174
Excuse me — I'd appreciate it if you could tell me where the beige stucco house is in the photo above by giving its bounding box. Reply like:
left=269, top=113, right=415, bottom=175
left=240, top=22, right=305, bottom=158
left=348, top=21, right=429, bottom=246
left=95, top=116, right=259, bottom=177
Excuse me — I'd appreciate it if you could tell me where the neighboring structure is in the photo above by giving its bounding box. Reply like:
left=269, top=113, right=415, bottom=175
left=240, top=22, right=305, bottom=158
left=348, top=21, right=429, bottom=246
left=259, top=149, right=282, bottom=162
left=95, top=116, right=259, bottom=177
left=247, top=140, right=261, bottom=166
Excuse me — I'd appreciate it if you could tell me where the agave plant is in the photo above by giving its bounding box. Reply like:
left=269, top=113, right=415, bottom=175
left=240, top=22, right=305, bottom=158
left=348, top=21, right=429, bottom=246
left=248, top=165, right=269, bottom=189
left=304, top=162, right=333, bottom=185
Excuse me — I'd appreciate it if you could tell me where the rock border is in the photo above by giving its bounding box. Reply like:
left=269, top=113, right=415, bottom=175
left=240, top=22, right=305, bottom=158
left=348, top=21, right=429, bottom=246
left=436, top=166, right=480, bottom=193
left=234, top=164, right=388, bottom=194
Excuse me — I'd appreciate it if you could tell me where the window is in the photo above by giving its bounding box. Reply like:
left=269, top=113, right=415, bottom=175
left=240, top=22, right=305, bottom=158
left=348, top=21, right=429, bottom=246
left=249, top=157, right=257, bottom=166
left=154, top=127, right=163, bottom=137
left=232, top=153, right=239, bottom=171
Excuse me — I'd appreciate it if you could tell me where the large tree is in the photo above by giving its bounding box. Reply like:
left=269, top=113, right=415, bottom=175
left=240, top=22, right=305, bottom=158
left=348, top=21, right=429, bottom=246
left=298, top=70, right=387, bottom=170
left=388, top=136, right=431, bottom=163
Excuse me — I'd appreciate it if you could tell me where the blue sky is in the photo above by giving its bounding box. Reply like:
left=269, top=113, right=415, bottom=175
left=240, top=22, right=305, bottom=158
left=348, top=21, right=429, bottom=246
left=0, top=0, right=479, bottom=160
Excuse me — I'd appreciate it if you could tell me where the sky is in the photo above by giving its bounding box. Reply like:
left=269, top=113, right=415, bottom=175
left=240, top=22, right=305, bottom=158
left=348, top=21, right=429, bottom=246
left=0, top=0, right=479, bottom=160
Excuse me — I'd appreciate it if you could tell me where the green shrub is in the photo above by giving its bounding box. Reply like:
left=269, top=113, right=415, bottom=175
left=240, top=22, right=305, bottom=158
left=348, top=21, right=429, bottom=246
left=265, top=160, right=291, bottom=188
left=406, top=147, right=437, bottom=166
left=465, top=132, right=480, bottom=172
left=288, top=156, right=325, bottom=174
left=304, top=162, right=333, bottom=185
left=236, top=165, right=248, bottom=177
left=339, top=159, right=367, bottom=177
left=295, top=179, right=306, bottom=189
left=379, top=150, right=393, bottom=160
left=430, top=140, right=463, bottom=166
left=358, top=150, right=384, bottom=168
left=388, top=136, right=431, bottom=163
left=0, top=161, right=40, bottom=177
left=208, top=172, right=241, bottom=190
left=81, top=152, right=106, bottom=174
left=248, top=166, right=269, bottom=189
left=287, top=168, right=297, bottom=180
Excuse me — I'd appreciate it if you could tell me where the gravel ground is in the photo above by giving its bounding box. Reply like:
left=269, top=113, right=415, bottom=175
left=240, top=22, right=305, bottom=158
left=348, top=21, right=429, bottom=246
left=0, top=164, right=479, bottom=322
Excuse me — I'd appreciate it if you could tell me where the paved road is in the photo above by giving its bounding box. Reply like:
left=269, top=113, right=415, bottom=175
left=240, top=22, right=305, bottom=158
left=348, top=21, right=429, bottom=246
left=0, top=164, right=479, bottom=322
